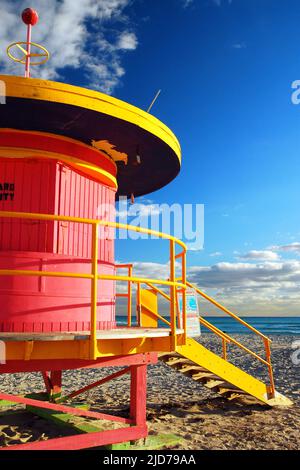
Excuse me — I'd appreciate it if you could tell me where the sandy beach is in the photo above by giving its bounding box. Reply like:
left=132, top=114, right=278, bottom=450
left=0, top=334, right=299, bottom=450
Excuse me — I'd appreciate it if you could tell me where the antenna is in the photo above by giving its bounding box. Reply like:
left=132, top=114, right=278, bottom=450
left=147, top=89, right=161, bottom=113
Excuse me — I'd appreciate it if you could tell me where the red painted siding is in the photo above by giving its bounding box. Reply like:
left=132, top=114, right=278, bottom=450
left=0, top=159, right=56, bottom=252
left=0, top=160, right=115, bottom=261
left=56, top=164, right=115, bottom=262
left=0, top=159, right=116, bottom=332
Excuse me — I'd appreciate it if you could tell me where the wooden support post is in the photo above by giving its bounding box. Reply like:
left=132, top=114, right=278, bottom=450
left=130, top=364, right=147, bottom=427
left=50, top=370, right=62, bottom=397
left=42, top=370, right=62, bottom=399
left=42, top=371, right=52, bottom=395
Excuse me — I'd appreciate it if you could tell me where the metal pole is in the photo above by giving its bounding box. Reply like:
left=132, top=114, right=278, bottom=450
left=222, top=338, right=227, bottom=361
left=147, top=89, right=161, bottom=113
left=264, top=338, right=275, bottom=398
left=136, top=282, right=141, bottom=326
left=128, top=265, right=132, bottom=327
left=25, top=24, right=32, bottom=78
left=182, top=252, right=187, bottom=343
left=170, top=240, right=177, bottom=350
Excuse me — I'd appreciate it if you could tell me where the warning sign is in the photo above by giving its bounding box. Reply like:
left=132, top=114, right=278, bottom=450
left=178, top=288, right=201, bottom=337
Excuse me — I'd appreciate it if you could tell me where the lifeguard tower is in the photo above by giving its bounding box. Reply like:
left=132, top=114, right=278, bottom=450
left=0, top=8, right=292, bottom=450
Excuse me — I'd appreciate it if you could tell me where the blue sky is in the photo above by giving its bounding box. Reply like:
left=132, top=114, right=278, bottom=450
left=0, top=0, right=300, bottom=315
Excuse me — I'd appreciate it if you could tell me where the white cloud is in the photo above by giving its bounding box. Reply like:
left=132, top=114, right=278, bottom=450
left=237, top=250, right=280, bottom=261
left=0, top=0, right=138, bottom=93
left=122, top=258, right=300, bottom=315
left=212, top=0, right=233, bottom=6
left=181, top=0, right=194, bottom=8
left=232, top=42, right=246, bottom=49
left=271, top=242, right=300, bottom=254
left=187, top=259, right=300, bottom=314
left=210, top=252, right=222, bottom=257
left=117, top=32, right=138, bottom=50
left=133, top=261, right=170, bottom=280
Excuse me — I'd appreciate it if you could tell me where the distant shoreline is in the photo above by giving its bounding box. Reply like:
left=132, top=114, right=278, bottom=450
left=115, top=316, right=300, bottom=335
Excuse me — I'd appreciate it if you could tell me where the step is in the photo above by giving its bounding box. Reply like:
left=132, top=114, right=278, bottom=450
left=165, top=358, right=193, bottom=366
left=226, top=392, right=254, bottom=402
left=204, top=379, right=226, bottom=389
left=160, top=337, right=293, bottom=407
left=217, top=384, right=248, bottom=395
left=178, top=365, right=208, bottom=374
left=159, top=353, right=181, bottom=360
left=191, top=372, right=219, bottom=381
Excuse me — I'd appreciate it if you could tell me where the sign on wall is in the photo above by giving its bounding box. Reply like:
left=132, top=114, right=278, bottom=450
left=178, top=288, right=201, bottom=337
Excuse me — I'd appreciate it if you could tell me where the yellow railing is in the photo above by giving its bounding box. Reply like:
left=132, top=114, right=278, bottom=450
left=0, top=210, right=187, bottom=359
left=118, top=268, right=275, bottom=396
left=185, top=281, right=275, bottom=397
left=115, top=264, right=173, bottom=331
left=0, top=210, right=275, bottom=397
left=115, top=264, right=133, bottom=327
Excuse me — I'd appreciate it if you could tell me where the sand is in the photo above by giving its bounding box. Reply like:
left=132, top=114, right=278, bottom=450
left=0, top=334, right=299, bottom=450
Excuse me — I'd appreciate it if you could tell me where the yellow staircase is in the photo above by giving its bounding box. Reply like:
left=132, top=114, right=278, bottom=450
left=139, top=280, right=293, bottom=408
left=159, top=338, right=292, bottom=407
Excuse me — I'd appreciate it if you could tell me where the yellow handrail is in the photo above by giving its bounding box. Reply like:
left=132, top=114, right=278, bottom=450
left=0, top=270, right=186, bottom=289
left=98, top=274, right=185, bottom=289
left=0, top=210, right=186, bottom=250
left=0, top=210, right=187, bottom=359
left=185, top=280, right=275, bottom=396
left=199, top=317, right=231, bottom=342
left=199, top=317, right=270, bottom=367
left=169, top=240, right=177, bottom=350
left=199, top=317, right=231, bottom=360
left=115, top=264, right=133, bottom=327
left=186, top=281, right=271, bottom=342
left=0, top=210, right=275, bottom=396
left=144, top=282, right=171, bottom=302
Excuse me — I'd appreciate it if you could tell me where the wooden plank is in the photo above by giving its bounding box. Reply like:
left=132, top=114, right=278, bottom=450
left=191, top=372, right=219, bottom=381
left=204, top=379, right=226, bottom=389
left=178, top=365, right=207, bottom=373
left=165, top=358, right=193, bottom=366
left=0, top=424, right=148, bottom=450
left=218, top=388, right=248, bottom=395
left=0, top=393, right=132, bottom=425
left=227, top=393, right=246, bottom=401
left=0, top=328, right=184, bottom=342
left=26, top=404, right=101, bottom=435
left=0, top=332, right=84, bottom=342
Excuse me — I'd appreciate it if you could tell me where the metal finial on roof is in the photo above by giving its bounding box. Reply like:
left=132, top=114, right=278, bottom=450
left=6, top=8, right=49, bottom=78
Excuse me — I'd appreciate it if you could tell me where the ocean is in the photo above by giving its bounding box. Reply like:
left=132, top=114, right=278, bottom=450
left=116, top=316, right=300, bottom=335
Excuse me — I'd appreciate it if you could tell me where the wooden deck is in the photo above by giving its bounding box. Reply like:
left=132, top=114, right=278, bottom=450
left=0, top=327, right=184, bottom=342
